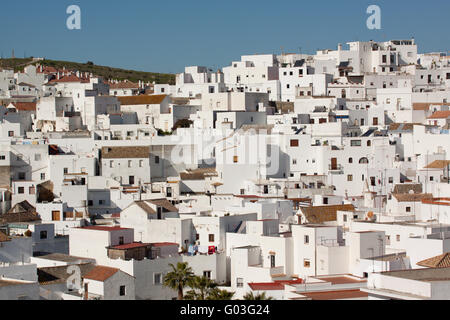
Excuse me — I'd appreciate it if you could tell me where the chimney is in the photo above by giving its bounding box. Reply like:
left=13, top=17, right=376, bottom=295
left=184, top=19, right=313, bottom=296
left=84, top=283, right=89, bottom=300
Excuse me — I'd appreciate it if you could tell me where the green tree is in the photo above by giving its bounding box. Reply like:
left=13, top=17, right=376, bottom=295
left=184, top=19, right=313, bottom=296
left=184, top=276, right=217, bottom=300
left=163, top=262, right=195, bottom=300
left=243, top=292, right=273, bottom=300
left=207, top=288, right=235, bottom=300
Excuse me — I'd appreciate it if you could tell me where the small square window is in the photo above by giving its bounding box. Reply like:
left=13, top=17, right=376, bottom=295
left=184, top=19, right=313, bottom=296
left=304, top=259, right=311, bottom=268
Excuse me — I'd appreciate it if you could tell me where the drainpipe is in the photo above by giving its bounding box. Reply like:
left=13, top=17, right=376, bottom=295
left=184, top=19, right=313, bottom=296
left=84, top=283, right=89, bottom=300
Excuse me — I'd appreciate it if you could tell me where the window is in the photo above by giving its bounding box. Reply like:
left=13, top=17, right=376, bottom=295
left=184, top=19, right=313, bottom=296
left=367, top=140, right=371, bottom=147
left=128, top=160, right=132, bottom=168
left=292, top=159, right=297, bottom=165
left=119, top=236, right=124, bottom=245
left=18, top=172, right=25, bottom=180
left=155, top=156, right=160, bottom=164
left=154, top=273, right=162, bottom=285
left=304, top=259, right=311, bottom=268
left=139, top=160, right=143, bottom=167
left=110, top=161, right=114, bottom=168
left=203, top=271, right=211, bottom=279
left=290, top=139, right=299, bottom=147
left=406, top=207, right=411, bottom=213
left=359, top=157, right=369, bottom=164
left=304, top=235, right=309, bottom=244
left=373, top=117, right=378, bottom=125
left=40, top=231, right=47, bottom=239
left=396, top=235, right=400, bottom=242
left=29, top=186, right=35, bottom=195
left=343, top=214, right=347, bottom=222
left=196, top=234, right=200, bottom=241
left=233, top=156, right=238, bottom=163
left=99, top=200, right=105, bottom=205
left=35, top=154, right=41, bottom=161
left=41, top=173, right=45, bottom=180
left=18, top=187, right=25, bottom=194
left=236, top=278, right=243, bottom=288
left=119, top=286, right=126, bottom=296
left=349, top=158, right=353, bottom=164
left=63, top=168, right=68, bottom=174
left=347, top=175, right=353, bottom=182
left=350, top=140, right=361, bottom=147
left=389, top=177, right=393, bottom=183
left=88, top=200, right=93, bottom=206
left=8, top=131, right=14, bottom=137
left=0, top=155, right=5, bottom=160
left=209, top=234, right=215, bottom=242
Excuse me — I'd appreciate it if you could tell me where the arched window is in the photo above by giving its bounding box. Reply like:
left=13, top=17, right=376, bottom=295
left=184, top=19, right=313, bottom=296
left=359, top=157, right=369, bottom=164
left=349, top=158, right=353, bottom=164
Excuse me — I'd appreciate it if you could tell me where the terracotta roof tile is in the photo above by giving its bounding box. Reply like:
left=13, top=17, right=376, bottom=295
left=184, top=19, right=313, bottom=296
left=83, top=266, right=119, bottom=282
left=299, top=204, right=355, bottom=223
left=108, top=81, right=140, bottom=89
left=102, top=146, right=149, bottom=159
left=9, top=102, right=37, bottom=111
left=392, top=193, right=433, bottom=202
left=424, top=160, right=450, bottom=169
left=417, top=253, right=450, bottom=268
left=118, top=95, right=167, bottom=106
left=299, top=289, right=368, bottom=300
left=428, top=111, right=450, bottom=119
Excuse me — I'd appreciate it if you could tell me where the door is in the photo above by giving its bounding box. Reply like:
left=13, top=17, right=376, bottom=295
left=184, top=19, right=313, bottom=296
left=52, top=211, right=60, bottom=221
left=331, top=158, right=337, bottom=170
left=129, top=176, right=135, bottom=185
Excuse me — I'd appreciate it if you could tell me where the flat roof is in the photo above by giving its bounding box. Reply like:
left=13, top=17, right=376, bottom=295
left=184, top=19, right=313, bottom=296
left=380, top=266, right=450, bottom=282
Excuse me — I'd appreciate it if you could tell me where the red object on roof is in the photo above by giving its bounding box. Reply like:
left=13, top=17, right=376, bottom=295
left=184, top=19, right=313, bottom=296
left=84, top=266, right=119, bottom=282
left=111, top=242, right=151, bottom=250
left=151, top=242, right=179, bottom=247
left=80, top=226, right=129, bottom=231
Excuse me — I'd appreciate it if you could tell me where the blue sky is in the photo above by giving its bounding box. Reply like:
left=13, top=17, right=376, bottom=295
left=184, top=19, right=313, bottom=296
left=0, top=0, right=448, bottom=73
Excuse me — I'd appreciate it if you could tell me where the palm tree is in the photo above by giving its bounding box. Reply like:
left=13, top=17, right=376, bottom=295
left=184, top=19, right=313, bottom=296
left=184, top=276, right=217, bottom=300
left=207, top=288, right=235, bottom=300
left=163, top=262, right=194, bottom=300
left=243, top=291, right=273, bottom=300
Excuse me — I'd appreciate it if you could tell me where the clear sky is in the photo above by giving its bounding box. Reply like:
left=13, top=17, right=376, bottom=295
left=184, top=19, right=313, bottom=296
left=1, top=0, right=448, bottom=73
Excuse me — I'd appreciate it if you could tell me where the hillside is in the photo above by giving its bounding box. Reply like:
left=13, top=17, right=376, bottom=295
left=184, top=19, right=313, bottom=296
left=0, top=58, right=176, bottom=85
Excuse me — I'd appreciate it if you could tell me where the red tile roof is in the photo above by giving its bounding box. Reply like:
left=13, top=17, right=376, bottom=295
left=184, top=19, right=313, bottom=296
left=298, top=289, right=368, bottom=300
left=9, top=102, right=37, bottom=112
left=49, top=74, right=90, bottom=84
left=111, top=242, right=151, bottom=250
left=417, top=252, right=450, bottom=268
left=151, top=242, right=179, bottom=247
left=314, top=276, right=366, bottom=285
left=79, top=226, right=129, bottom=232
left=249, top=278, right=303, bottom=291
left=428, top=111, right=450, bottom=119
left=83, top=266, right=119, bottom=282
left=118, top=95, right=167, bottom=106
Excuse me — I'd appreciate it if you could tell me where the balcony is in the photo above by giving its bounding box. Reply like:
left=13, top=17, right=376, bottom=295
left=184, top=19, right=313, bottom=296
left=328, top=164, right=344, bottom=174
